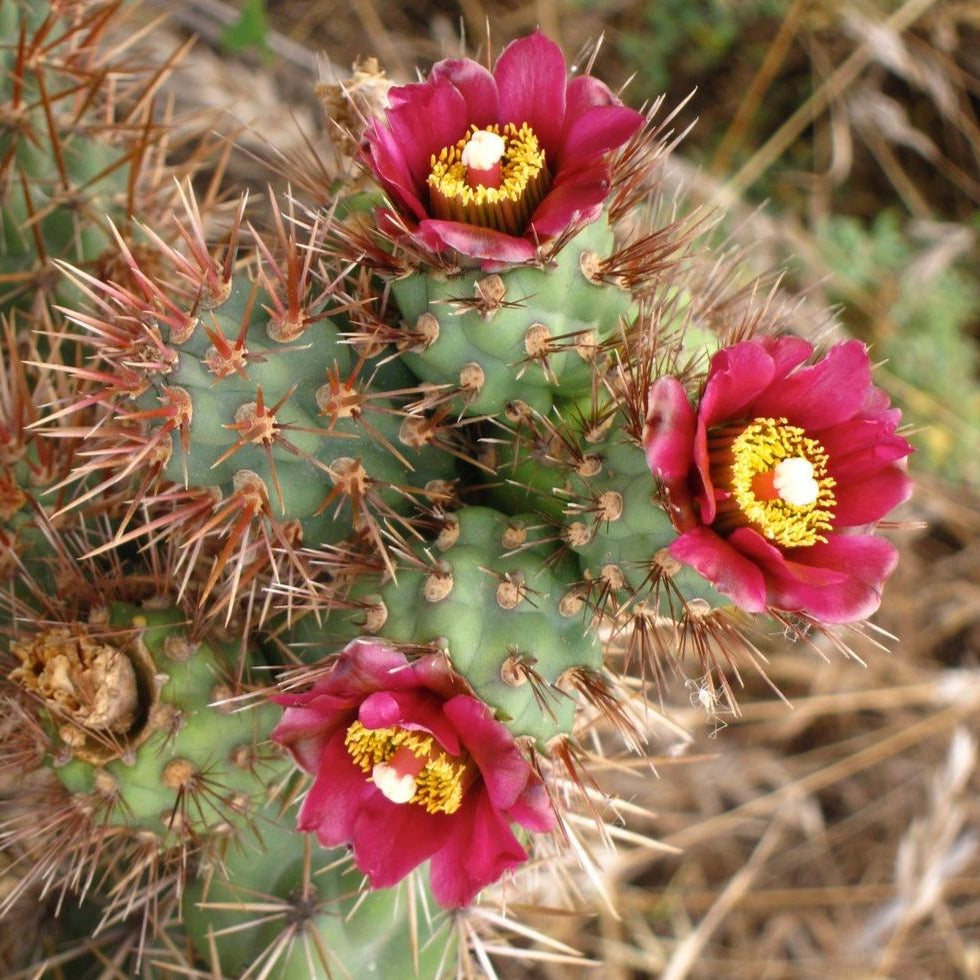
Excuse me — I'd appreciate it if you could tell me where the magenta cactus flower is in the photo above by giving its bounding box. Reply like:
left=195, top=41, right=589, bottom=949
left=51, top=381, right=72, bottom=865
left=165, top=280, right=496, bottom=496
left=643, top=337, right=913, bottom=623
left=361, top=30, right=645, bottom=266
left=272, top=639, right=555, bottom=907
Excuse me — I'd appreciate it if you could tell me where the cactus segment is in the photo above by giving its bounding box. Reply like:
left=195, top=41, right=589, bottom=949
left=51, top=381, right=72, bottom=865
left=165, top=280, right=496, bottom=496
left=391, top=218, right=632, bottom=416
left=182, top=811, right=455, bottom=979
left=292, top=506, right=603, bottom=745
left=47, top=603, right=286, bottom=842
left=487, top=404, right=729, bottom=616
left=0, top=1, right=176, bottom=316
left=149, top=271, right=456, bottom=543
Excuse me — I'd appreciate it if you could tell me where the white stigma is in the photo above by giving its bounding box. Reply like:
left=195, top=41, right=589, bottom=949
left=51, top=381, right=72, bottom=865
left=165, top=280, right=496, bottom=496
left=372, top=763, right=417, bottom=804
left=772, top=456, right=820, bottom=507
left=461, top=129, right=506, bottom=171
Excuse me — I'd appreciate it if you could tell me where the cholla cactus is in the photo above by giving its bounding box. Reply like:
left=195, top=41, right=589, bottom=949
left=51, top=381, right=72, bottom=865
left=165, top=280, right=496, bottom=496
left=48, top=185, right=472, bottom=625
left=0, top=17, right=915, bottom=979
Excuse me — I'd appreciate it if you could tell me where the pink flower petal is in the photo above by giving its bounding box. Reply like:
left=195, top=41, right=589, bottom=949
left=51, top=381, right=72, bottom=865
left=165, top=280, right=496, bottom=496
left=527, top=161, right=611, bottom=238
left=829, top=466, right=913, bottom=527
left=738, top=531, right=899, bottom=622
left=563, top=74, right=620, bottom=121
left=758, top=335, right=813, bottom=379
left=429, top=58, right=499, bottom=126
left=643, top=378, right=696, bottom=481
left=560, top=104, right=645, bottom=163
left=381, top=79, right=471, bottom=189
left=296, top=731, right=372, bottom=848
left=362, top=125, right=430, bottom=221
left=358, top=689, right=462, bottom=756
left=415, top=218, right=538, bottom=264
left=691, top=419, right=719, bottom=525
left=751, top=339, right=872, bottom=430
left=507, top=777, right=556, bottom=833
left=429, top=791, right=529, bottom=907
left=699, top=341, right=777, bottom=429
left=271, top=708, right=349, bottom=774
left=729, top=528, right=848, bottom=589
left=495, top=31, right=568, bottom=157
left=351, top=794, right=448, bottom=889
left=819, top=420, right=912, bottom=482
left=443, top=696, right=531, bottom=810
left=329, top=642, right=460, bottom=701
left=669, top=527, right=768, bottom=612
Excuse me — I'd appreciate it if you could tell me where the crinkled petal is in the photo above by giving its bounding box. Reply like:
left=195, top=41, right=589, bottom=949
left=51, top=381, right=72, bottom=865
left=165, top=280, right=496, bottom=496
left=729, top=528, right=848, bottom=589
left=751, top=339, right=872, bottom=430
left=429, top=58, right=499, bottom=125
left=381, top=79, right=471, bottom=189
left=296, top=731, right=372, bottom=848
left=362, top=126, right=430, bottom=221
left=381, top=650, right=463, bottom=700
left=351, top=794, right=448, bottom=889
left=758, top=335, right=814, bottom=380
left=443, top=696, right=530, bottom=811
left=643, top=378, right=697, bottom=480
left=315, top=638, right=408, bottom=697
left=429, top=791, right=528, bottom=907
left=699, top=341, right=777, bottom=429
left=415, top=218, right=538, bottom=264
left=819, top=420, right=912, bottom=483
left=328, top=642, right=461, bottom=702
left=507, top=776, right=556, bottom=833
left=830, top=466, right=913, bottom=527
left=737, top=530, right=899, bottom=623
left=494, top=31, right=567, bottom=156
left=528, top=160, right=611, bottom=238
left=358, top=689, right=462, bottom=756
left=669, top=527, right=768, bottom=613
left=271, top=705, right=352, bottom=774
left=560, top=104, right=645, bottom=163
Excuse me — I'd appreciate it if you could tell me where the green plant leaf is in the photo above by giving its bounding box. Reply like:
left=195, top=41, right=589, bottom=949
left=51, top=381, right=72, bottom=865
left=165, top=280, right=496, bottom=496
left=221, top=0, right=270, bottom=55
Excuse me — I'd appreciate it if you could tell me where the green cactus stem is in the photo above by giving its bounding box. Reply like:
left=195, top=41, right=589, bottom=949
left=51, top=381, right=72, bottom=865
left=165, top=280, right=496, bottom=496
left=290, top=505, right=605, bottom=746
left=11, top=601, right=287, bottom=854
left=183, top=810, right=455, bottom=978
left=389, top=217, right=632, bottom=417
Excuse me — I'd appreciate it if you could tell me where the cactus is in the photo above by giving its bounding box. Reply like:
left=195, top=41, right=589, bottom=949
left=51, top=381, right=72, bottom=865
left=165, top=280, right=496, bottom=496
left=3, top=597, right=286, bottom=924
left=389, top=216, right=633, bottom=417
left=0, top=0, right=215, bottom=616
left=0, top=16, right=917, bottom=977
left=183, top=811, right=456, bottom=979
left=289, top=505, right=605, bottom=745
left=0, top=0, right=196, bottom=320
left=53, top=188, right=460, bottom=621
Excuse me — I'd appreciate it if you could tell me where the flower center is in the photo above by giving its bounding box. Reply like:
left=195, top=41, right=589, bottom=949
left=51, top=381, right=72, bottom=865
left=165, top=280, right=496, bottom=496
left=427, top=123, right=550, bottom=237
left=710, top=417, right=837, bottom=548
left=344, top=719, right=468, bottom=815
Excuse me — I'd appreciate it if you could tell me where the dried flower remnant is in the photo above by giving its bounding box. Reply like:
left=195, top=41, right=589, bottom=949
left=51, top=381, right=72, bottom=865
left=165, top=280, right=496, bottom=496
left=643, top=337, right=913, bottom=622
left=361, top=31, right=644, bottom=266
left=272, top=638, right=555, bottom=907
left=10, top=628, right=138, bottom=736
left=317, top=56, right=394, bottom=157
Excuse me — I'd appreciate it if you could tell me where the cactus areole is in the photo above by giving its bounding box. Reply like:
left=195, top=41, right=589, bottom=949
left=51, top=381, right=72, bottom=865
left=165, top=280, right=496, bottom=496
left=272, top=638, right=555, bottom=907
left=361, top=30, right=644, bottom=267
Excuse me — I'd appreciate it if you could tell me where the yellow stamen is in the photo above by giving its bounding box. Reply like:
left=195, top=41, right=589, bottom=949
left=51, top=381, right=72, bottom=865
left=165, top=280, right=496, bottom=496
left=715, top=417, right=837, bottom=548
left=345, top=720, right=467, bottom=815
left=427, top=122, right=550, bottom=236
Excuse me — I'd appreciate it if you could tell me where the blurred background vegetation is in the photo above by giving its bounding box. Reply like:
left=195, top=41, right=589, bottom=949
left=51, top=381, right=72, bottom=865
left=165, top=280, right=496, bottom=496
left=35, top=0, right=980, bottom=975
